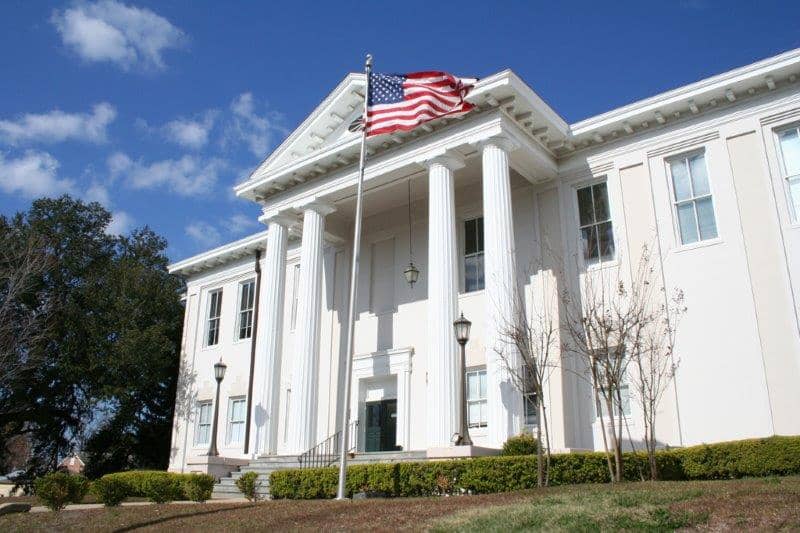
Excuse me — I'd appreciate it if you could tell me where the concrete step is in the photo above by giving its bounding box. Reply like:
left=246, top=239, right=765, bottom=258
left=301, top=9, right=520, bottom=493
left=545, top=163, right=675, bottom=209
left=349, top=450, right=427, bottom=463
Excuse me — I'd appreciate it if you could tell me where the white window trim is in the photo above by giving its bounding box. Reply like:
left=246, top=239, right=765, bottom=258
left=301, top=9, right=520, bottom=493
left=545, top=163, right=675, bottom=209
left=775, top=123, right=800, bottom=223
left=571, top=176, right=618, bottom=271
left=225, top=396, right=247, bottom=446
left=194, top=401, right=212, bottom=447
left=205, top=289, right=223, bottom=347
left=465, top=366, right=488, bottom=430
left=235, top=279, right=256, bottom=342
left=665, top=149, right=720, bottom=248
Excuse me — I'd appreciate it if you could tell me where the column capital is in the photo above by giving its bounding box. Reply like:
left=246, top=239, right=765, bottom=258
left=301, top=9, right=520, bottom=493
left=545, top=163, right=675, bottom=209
left=259, top=209, right=296, bottom=227
left=423, top=152, right=465, bottom=172
left=476, top=134, right=520, bottom=154
left=295, top=199, right=336, bottom=217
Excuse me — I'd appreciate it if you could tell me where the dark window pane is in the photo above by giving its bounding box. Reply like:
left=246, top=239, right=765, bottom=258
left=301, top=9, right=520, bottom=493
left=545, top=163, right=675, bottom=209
left=476, top=217, right=484, bottom=253
left=465, top=219, right=477, bottom=254
left=577, top=186, right=594, bottom=226
left=598, top=221, right=615, bottom=260
left=581, top=226, right=598, bottom=263
left=465, top=254, right=485, bottom=292
left=592, top=183, right=610, bottom=222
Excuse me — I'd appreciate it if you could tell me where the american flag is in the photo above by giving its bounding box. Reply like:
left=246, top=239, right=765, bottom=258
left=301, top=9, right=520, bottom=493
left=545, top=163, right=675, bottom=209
left=364, top=71, right=476, bottom=137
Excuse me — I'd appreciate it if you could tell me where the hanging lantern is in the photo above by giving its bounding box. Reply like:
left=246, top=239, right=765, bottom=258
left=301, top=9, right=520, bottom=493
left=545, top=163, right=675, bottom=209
left=404, top=262, right=420, bottom=287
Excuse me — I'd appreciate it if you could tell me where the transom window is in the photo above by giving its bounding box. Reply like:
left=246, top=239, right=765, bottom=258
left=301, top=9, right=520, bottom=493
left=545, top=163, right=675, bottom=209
left=667, top=151, right=718, bottom=245
left=576, top=182, right=615, bottom=265
left=237, top=279, right=256, bottom=340
left=194, top=401, right=212, bottom=446
left=206, top=289, right=223, bottom=346
left=777, top=126, right=800, bottom=220
left=466, top=368, right=487, bottom=428
left=226, top=397, right=247, bottom=445
left=464, top=217, right=485, bottom=292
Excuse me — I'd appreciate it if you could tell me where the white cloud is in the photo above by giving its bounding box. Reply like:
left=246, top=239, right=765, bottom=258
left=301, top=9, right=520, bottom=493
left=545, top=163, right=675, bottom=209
left=162, top=111, right=216, bottom=149
left=108, top=151, right=222, bottom=196
left=226, top=92, right=283, bottom=157
left=107, top=210, right=134, bottom=235
left=0, top=151, right=75, bottom=198
left=0, top=103, right=116, bottom=145
left=225, top=213, right=258, bottom=235
left=185, top=221, right=222, bottom=248
left=85, top=181, right=112, bottom=205
left=51, top=0, right=186, bottom=71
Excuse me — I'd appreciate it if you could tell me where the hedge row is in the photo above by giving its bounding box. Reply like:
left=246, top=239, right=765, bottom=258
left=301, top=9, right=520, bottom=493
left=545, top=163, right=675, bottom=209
left=269, top=435, right=800, bottom=499
left=96, top=470, right=215, bottom=504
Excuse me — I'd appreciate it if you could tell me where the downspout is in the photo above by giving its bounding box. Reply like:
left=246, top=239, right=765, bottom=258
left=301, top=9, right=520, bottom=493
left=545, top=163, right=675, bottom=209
left=243, top=249, right=262, bottom=455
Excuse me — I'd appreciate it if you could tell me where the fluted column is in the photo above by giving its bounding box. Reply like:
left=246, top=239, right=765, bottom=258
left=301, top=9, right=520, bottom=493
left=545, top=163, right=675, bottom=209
left=288, top=201, right=335, bottom=453
left=481, top=136, right=523, bottom=447
left=425, top=154, right=464, bottom=448
left=251, top=212, right=293, bottom=456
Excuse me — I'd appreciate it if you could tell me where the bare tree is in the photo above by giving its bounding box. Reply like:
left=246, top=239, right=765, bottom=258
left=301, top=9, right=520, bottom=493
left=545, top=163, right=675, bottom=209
left=495, top=263, right=558, bottom=487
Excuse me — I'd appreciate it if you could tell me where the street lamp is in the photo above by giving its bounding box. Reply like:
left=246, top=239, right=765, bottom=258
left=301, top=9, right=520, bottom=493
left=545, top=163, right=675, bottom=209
left=453, top=313, right=473, bottom=446
left=207, top=358, right=227, bottom=457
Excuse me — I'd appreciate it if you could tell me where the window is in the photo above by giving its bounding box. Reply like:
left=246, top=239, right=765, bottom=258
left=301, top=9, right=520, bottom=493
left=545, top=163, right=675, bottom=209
left=523, top=364, right=539, bottom=426
left=594, top=351, right=631, bottom=418
left=194, top=401, right=212, bottom=446
left=777, top=126, right=800, bottom=220
left=464, top=217, right=484, bottom=292
left=576, top=182, right=615, bottom=264
left=290, top=264, right=300, bottom=330
left=206, top=289, right=223, bottom=346
left=466, top=368, right=487, bottom=428
left=237, top=280, right=256, bottom=340
left=667, top=151, right=718, bottom=245
left=226, top=397, right=247, bottom=445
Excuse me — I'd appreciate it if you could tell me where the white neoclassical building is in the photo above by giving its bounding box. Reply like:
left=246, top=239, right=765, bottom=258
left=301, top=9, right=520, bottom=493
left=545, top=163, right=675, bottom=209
left=168, top=48, right=800, bottom=478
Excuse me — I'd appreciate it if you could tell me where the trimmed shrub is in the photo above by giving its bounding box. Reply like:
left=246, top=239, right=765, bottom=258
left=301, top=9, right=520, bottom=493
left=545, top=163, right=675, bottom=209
left=183, top=474, right=215, bottom=503
left=34, top=472, right=90, bottom=511
left=269, top=436, right=800, bottom=499
left=501, top=433, right=539, bottom=456
left=143, top=475, right=182, bottom=504
left=235, top=471, right=261, bottom=501
left=92, top=476, right=128, bottom=506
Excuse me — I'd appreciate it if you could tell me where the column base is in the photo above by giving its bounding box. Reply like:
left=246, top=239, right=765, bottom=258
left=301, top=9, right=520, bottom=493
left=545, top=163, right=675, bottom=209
left=426, top=445, right=500, bottom=459
left=181, top=456, right=249, bottom=480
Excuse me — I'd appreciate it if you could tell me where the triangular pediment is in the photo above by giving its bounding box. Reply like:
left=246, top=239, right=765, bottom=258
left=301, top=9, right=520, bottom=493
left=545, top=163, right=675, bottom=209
left=249, top=73, right=366, bottom=180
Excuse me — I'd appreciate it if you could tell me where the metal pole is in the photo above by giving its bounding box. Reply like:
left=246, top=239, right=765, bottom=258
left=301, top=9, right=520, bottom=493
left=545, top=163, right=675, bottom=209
left=458, top=342, right=473, bottom=446
left=336, top=53, right=372, bottom=500
left=208, top=377, right=222, bottom=456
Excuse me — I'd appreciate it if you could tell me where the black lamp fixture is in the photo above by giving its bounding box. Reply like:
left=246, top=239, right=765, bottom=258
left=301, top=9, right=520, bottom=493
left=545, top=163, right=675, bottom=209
left=403, top=178, right=421, bottom=288
left=453, top=312, right=473, bottom=446
left=207, top=358, right=227, bottom=456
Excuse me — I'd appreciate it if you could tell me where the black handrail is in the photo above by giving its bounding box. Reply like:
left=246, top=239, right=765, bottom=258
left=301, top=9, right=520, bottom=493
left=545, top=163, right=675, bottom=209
left=298, top=419, right=359, bottom=469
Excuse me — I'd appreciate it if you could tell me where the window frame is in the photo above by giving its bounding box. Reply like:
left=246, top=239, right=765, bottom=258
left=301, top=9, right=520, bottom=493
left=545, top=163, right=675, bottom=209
left=194, top=401, right=213, bottom=446
left=574, top=179, right=616, bottom=267
left=593, top=349, right=632, bottom=420
left=205, top=289, right=223, bottom=347
left=225, top=396, right=247, bottom=446
left=236, top=278, right=256, bottom=341
left=463, top=216, right=485, bottom=293
left=776, top=124, right=800, bottom=222
left=666, top=149, right=719, bottom=246
left=522, top=364, right=539, bottom=427
left=290, top=263, right=300, bottom=331
left=465, top=367, right=488, bottom=429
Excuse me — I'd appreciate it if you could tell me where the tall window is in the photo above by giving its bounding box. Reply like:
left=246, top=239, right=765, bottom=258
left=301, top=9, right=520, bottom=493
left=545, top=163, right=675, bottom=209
left=466, top=368, right=488, bottom=428
left=206, top=289, right=223, bottom=346
left=194, top=401, right=212, bottom=445
left=237, top=279, right=256, bottom=340
left=577, top=182, right=615, bottom=265
left=777, top=126, right=800, bottom=220
left=594, top=351, right=631, bottom=418
left=523, top=364, right=539, bottom=426
left=464, top=217, right=485, bottom=292
left=226, top=397, right=246, bottom=445
left=290, top=264, right=300, bottom=330
left=667, top=151, right=718, bottom=245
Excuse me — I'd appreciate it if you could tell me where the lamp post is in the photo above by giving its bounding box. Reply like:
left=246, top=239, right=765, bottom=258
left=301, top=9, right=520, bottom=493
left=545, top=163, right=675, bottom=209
left=453, top=313, right=473, bottom=446
left=207, top=358, right=227, bottom=457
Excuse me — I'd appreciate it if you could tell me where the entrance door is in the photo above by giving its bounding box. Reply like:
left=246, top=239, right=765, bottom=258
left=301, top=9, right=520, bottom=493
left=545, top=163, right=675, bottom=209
left=364, top=399, right=399, bottom=452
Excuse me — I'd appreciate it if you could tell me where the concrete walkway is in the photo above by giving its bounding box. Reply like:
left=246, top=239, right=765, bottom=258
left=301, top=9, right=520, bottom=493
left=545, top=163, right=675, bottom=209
left=29, top=498, right=250, bottom=513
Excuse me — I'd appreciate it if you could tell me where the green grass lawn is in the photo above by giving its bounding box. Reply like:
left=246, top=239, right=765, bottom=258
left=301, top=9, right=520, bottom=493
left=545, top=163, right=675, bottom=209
left=1, top=476, right=798, bottom=531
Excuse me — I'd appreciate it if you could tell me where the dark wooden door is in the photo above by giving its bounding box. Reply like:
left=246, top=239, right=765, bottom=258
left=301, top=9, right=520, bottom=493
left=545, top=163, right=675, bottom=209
left=364, top=399, right=398, bottom=452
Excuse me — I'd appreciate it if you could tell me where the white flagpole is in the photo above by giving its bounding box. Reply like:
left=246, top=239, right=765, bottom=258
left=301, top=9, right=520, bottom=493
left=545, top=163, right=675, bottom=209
left=336, top=53, right=372, bottom=501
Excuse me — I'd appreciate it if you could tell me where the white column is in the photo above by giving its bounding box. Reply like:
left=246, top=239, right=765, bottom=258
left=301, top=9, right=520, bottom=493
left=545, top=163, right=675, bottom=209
left=396, top=366, right=412, bottom=451
left=250, top=213, right=292, bottom=457
left=481, top=135, right=523, bottom=447
left=287, top=201, right=335, bottom=453
left=425, top=155, right=464, bottom=448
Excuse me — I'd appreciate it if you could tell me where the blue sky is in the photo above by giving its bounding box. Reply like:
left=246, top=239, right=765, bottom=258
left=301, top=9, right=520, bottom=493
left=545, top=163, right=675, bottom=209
left=1, top=1, right=798, bottom=261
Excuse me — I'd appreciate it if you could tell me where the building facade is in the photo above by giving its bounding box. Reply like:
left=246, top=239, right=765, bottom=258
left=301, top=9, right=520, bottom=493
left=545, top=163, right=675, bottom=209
left=168, top=49, right=800, bottom=473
